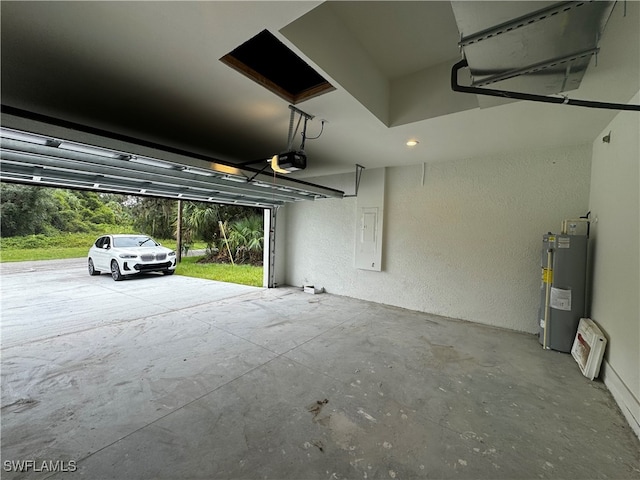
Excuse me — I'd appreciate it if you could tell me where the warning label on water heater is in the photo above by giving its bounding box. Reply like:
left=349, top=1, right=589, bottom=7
left=550, top=287, right=572, bottom=311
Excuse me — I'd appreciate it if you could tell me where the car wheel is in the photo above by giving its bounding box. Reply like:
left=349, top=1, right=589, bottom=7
left=88, top=258, right=101, bottom=276
left=111, top=260, right=123, bottom=281
left=163, top=270, right=175, bottom=276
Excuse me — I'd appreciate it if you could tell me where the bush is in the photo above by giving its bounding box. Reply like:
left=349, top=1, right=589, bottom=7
left=1, top=185, right=132, bottom=237
left=0, top=184, right=58, bottom=236
left=0, top=226, right=137, bottom=250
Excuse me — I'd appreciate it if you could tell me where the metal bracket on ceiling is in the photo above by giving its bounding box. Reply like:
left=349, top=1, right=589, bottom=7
left=286, top=105, right=314, bottom=151
left=471, top=48, right=599, bottom=88
left=343, top=164, right=365, bottom=198
left=235, top=104, right=316, bottom=172
left=451, top=59, right=640, bottom=111
left=459, top=1, right=594, bottom=48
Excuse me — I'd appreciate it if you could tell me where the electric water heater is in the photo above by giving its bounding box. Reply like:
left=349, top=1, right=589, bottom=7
left=538, top=223, right=589, bottom=353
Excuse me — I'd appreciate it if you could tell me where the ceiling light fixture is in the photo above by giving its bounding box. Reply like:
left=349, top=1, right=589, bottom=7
left=270, top=155, right=289, bottom=174
left=211, top=163, right=242, bottom=176
left=406, top=140, right=419, bottom=147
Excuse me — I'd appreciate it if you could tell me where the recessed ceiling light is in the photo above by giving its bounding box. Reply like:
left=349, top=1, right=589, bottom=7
left=406, top=140, right=419, bottom=147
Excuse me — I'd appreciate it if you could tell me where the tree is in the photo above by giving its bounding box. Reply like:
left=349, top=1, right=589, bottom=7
left=1, top=184, right=133, bottom=237
left=130, top=197, right=175, bottom=238
left=101, top=194, right=133, bottom=226
left=0, top=184, right=58, bottom=236
left=181, top=202, right=221, bottom=251
left=50, top=190, right=118, bottom=231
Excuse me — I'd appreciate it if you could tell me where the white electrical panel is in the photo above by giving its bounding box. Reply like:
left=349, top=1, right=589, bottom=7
left=359, top=207, right=378, bottom=255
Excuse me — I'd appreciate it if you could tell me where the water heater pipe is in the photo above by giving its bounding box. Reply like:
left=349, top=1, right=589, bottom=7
left=561, top=218, right=590, bottom=236
left=543, top=249, right=553, bottom=350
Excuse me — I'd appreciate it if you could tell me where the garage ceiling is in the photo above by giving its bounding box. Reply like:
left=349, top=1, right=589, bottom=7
left=1, top=1, right=638, bottom=203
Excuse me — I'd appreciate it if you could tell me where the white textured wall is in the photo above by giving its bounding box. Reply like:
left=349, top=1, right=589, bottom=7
left=588, top=91, right=639, bottom=432
left=284, top=144, right=592, bottom=333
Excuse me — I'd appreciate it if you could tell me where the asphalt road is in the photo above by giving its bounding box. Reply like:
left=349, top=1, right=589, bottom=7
left=0, top=258, right=260, bottom=349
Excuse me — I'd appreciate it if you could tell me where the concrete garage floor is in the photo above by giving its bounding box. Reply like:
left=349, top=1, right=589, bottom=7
left=1, top=260, right=638, bottom=480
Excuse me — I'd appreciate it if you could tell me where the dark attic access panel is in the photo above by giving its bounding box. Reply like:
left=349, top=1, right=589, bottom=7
left=220, top=29, right=335, bottom=104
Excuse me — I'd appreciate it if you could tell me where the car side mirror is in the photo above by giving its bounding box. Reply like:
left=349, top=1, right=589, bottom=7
left=103, top=244, right=110, bottom=249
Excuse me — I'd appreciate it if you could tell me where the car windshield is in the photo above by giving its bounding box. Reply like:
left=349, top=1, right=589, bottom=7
left=113, top=236, right=158, bottom=248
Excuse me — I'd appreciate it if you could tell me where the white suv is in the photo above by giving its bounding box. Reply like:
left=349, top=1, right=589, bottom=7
left=88, top=234, right=177, bottom=281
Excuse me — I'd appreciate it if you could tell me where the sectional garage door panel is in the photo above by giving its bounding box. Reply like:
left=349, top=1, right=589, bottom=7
left=0, top=125, right=344, bottom=207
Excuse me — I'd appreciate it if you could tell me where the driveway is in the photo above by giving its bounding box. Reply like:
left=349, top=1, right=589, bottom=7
left=0, top=257, right=260, bottom=349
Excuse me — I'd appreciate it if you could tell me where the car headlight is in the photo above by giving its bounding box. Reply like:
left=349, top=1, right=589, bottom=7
left=119, top=254, right=138, bottom=259
left=168, top=251, right=176, bottom=257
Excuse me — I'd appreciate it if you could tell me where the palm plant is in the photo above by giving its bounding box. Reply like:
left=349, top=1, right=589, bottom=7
left=173, top=202, right=263, bottom=264
left=180, top=202, right=222, bottom=253
left=227, top=214, right=264, bottom=264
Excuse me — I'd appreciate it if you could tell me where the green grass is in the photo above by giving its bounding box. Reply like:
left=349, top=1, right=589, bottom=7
left=0, top=229, right=207, bottom=262
left=0, top=247, right=93, bottom=262
left=0, top=230, right=120, bottom=262
left=175, top=256, right=263, bottom=287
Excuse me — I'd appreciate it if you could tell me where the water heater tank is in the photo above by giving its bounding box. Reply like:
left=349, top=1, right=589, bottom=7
left=538, top=233, right=588, bottom=352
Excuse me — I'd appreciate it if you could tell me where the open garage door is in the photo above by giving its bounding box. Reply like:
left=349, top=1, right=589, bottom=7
left=0, top=109, right=344, bottom=288
left=0, top=112, right=344, bottom=208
